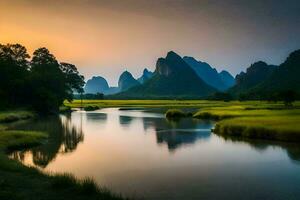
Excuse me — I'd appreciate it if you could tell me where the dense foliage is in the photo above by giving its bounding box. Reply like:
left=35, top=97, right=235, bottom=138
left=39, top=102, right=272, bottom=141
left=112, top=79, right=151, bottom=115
left=0, top=43, right=84, bottom=113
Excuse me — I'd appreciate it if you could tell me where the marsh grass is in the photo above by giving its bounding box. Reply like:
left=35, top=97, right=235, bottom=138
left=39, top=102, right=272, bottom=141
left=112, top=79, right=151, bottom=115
left=0, top=111, right=34, bottom=123
left=50, top=174, right=126, bottom=199
left=214, top=115, right=300, bottom=142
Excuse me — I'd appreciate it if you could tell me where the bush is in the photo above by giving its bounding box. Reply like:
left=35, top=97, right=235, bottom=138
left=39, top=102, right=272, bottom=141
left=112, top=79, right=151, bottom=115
left=83, top=105, right=99, bottom=111
left=165, top=109, right=186, bottom=119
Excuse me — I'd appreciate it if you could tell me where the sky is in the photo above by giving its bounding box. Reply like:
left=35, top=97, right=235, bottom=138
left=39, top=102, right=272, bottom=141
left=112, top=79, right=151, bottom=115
left=1, top=0, right=300, bottom=86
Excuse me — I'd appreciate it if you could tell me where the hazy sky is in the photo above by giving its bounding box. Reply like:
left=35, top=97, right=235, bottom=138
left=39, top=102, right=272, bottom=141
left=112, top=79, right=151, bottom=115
left=1, top=0, right=300, bottom=86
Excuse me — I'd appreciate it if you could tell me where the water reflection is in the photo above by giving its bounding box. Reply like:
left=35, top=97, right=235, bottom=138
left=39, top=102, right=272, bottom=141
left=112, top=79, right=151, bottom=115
left=119, top=115, right=134, bottom=127
left=117, top=113, right=213, bottom=151
left=7, top=108, right=300, bottom=200
left=217, top=134, right=300, bottom=163
left=10, top=114, right=84, bottom=168
left=143, top=117, right=213, bottom=151
left=86, top=112, right=107, bottom=121
left=9, top=109, right=300, bottom=167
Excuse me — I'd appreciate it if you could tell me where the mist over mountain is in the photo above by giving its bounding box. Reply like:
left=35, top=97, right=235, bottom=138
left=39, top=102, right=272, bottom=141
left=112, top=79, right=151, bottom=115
left=183, top=56, right=235, bottom=91
left=113, top=51, right=216, bottom=98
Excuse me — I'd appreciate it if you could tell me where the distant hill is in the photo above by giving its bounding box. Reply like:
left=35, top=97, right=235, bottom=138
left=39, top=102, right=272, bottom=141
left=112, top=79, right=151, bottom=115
left=229, top=61, right=277, bottom=96
left=118, top=71, right=140, bottom=91
left=84, top=76, right=120, bottom=95
left=84, top=76, right=109, bottom=94
left=229, top=49, right=300, bottom=99
left=183, top=56, right=235, bottom=91
left=137, top=68, right=153, bottom=84
left=113, top=51, right=216, bottom=98
left=105, top=87, right=120, bottom=95
left=253, top=49, right=300, bottom=94
left=219, top=70, right=235, bottom=89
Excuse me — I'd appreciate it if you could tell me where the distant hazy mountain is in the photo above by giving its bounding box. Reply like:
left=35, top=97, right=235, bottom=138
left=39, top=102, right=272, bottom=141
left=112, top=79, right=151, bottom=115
left=105, top=87, right=120, bottom=95
left=219, top=70, right=235, bottom=89
left=137, top=68, right=153, bottom=84
left=114, top=51, right=216, bottom=98
left=84, top=76, right=120, bottom=95
left=229, top=61, right=277, bottom=95
left=183, top=56, right=234, bottom=91
left=118, top=71, right=140, bottom=91
left=84, top=76, right=109, bottom=94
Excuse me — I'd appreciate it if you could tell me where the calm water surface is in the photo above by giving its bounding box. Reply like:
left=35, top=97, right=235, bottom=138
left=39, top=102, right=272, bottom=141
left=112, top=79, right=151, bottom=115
left=10, top=108, right=300, bottom=200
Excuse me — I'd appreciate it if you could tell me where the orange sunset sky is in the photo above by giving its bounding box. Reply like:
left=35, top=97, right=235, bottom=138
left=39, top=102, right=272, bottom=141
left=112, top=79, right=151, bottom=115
left=1, top=0, right=300, bottom=85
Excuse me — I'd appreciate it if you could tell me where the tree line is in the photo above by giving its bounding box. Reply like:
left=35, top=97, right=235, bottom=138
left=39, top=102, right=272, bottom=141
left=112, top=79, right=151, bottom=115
left=0, top=43, right=85, bottom=114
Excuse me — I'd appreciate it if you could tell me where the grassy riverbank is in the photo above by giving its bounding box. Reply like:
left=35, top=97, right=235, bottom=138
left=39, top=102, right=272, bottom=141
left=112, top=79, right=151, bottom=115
left=65, top=99, right=300, bottom=109
left=65, top=99, right=233, bottom=109
left=193, top=104, right=300, bottom=142
left=0, top=110, right=127, bottom=200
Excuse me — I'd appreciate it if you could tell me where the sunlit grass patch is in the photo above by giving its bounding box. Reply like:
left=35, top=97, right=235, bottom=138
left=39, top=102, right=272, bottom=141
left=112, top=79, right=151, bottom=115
left=214, top=115, right=300, bottom=142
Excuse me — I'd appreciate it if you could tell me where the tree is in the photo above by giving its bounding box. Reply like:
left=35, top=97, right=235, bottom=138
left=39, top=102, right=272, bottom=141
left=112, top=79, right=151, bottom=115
left=0, top=44, right=30, bottom=105
left=279, top=90, right=296, bottom=107
left=60, top=62, right=85, bottom=101
left=30, top=48, right=84, bottom=114
left=0, top=43, right=85, bottom=113
left=209, top=92, right=233, bottom=102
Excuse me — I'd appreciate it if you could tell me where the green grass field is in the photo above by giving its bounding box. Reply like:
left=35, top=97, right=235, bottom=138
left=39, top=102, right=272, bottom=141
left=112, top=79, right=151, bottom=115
left=0, top=111, right=128, bottom=200
left=65, top=99, right=300, bottom=109
left=65, top=99, right=237, bottom=108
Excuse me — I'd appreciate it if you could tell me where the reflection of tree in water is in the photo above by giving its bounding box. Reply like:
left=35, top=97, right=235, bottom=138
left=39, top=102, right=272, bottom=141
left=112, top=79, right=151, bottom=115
left=116, top=114, right=213, bottom=151
left=10, top=113, right=84, bottom=168
left=156, top=130, right=210, bottom=151
left=217, top=134, right=300, bottom=163
left=119, top=115, right=134, bottom=127
left=143, top=117, right=213, bottom=151
left=85, top=112, right=107, bottom=121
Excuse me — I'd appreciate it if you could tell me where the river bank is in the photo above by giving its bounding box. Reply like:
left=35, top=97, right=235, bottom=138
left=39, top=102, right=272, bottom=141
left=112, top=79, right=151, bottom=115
left=0, top=110, right=128, bottom=200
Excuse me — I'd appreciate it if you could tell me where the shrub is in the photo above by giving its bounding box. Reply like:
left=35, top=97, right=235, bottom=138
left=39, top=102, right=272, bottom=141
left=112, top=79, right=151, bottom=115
left=165, top=109, right=186, bottom=119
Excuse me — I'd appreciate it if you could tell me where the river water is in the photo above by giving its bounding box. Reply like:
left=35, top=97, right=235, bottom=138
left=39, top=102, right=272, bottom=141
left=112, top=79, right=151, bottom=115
left=9, top=108, right=300, bottom=200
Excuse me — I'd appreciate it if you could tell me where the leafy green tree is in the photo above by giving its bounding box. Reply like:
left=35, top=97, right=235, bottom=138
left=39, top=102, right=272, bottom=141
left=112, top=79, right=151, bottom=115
left=1, top=44, right=84, bottom=113
left=30, top=48, right=85, bottom=113
left=0, top=44, right=30, bottom=106
left=60, top=62, right=85, bottom=101
left=30, top=48, right=65, bottom=113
